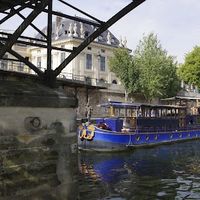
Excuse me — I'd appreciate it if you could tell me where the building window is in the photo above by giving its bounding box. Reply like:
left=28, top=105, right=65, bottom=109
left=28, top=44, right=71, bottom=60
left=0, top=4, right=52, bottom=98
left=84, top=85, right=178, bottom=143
left=99, top=78, right=105, bottom=83
left=18, top=62, right=24, bottom=72
left=99, top=35, right=103, bottom=41
left=85, top=31, right=89, bottom=37
left=37, top=57, right=41, bottom=69
left=60, top=52, right=65, bottom=63
left=87, top=47, right=92, bottom=50
left=0, top=54, right=8, bottom=70
left=100, top=56, right=105, bottom=71
left=86, top=54, right=92, bottom=70
left=60, top=45, right=65, bottom=63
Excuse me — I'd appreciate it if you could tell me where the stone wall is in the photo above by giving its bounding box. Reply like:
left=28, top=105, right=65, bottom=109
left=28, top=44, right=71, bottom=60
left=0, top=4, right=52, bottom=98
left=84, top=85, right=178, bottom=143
left=65, top=86, right=125, bottom=118
left=0, top=80, right=79, bottom=200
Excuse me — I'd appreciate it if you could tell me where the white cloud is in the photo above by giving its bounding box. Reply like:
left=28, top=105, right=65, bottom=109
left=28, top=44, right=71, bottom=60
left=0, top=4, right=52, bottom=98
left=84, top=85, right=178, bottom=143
left=109, top=0, right=200, bottom=63
left=1, top=0, right=200, bottom=63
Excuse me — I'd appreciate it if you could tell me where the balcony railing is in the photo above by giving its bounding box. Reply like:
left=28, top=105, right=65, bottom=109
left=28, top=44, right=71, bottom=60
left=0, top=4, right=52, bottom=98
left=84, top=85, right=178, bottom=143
left=58, top=72, right=108, bottom=87
left=0, top=59, right=31, bottom=74
left=0, top=59, right=109, bottom=87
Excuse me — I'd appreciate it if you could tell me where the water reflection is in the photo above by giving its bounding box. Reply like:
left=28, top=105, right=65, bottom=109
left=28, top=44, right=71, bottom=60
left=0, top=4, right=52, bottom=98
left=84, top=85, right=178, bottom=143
left=79, top=141, right=200, bottom=200
left=0, top=122, right=78, bottom=200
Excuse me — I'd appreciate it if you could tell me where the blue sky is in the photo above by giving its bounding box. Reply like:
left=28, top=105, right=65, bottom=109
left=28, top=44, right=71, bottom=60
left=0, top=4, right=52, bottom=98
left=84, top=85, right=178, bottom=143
left=1, top=0, right=200, bottom=63
left=54, top=0, right=200, bottom=63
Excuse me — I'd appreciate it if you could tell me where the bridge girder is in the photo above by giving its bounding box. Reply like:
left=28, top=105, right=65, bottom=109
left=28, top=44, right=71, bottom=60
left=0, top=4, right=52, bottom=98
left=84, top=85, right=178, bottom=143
left=0, top=0, right=146, bottom=87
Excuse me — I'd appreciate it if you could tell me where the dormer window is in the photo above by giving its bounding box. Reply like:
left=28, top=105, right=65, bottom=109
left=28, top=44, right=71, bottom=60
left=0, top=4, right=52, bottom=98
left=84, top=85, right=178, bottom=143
left=99, top=35, right=103, bottom=41
left=85, top=31, right=89, bottom=37
left=99, top=78, right=106, bottom=83
left=112, top=80, right=117, bottom=84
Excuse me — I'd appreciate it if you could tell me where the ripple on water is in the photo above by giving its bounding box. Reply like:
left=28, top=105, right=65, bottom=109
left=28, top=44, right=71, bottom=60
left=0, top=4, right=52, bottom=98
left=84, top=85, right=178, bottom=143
left=101, top=193, right=126, bottom=200
left=176, top=176, right=193, bottom=185
left=157, top=191, right=167, bottom=197
left=192, top=182, right=200, bottom=189
left=79, top=141, right=200, bottom=200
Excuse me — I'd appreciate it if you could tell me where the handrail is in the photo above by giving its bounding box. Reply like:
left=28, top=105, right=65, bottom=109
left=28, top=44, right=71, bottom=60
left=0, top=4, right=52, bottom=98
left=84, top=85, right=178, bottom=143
left=0, top=59, right=109, bottom=87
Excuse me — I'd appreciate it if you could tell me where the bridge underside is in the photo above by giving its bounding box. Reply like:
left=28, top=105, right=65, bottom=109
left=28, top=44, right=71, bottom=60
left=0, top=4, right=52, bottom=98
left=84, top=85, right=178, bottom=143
left=0, top=0, right=145, bottom=87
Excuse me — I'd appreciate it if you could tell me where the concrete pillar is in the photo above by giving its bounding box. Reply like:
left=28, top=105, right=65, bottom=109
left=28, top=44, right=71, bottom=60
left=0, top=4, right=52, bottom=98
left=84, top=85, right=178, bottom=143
left=0, top=80, right=78, bottom=200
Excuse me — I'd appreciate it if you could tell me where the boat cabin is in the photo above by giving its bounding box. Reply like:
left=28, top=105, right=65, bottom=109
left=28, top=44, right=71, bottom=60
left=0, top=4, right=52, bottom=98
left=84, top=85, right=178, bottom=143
left=97, top=101, right=187, bottom=133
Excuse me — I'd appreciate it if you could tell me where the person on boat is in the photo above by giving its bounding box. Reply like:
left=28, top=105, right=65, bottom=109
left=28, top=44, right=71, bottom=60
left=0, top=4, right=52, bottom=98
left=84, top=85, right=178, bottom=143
left=97, top=122, right=111, bottom=130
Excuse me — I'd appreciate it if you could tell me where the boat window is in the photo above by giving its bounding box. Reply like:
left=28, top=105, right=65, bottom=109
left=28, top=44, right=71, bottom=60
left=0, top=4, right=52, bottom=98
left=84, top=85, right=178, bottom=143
left=146, top=136, right=149, bottom=141
left=150, top=109, right=156, bottom=117
left=115, top=108, right=120, bottom=117
left=172, top=109, right=176, bottom=117
left=108, top=106, right=115, bottom=116
left=138, top=108, right=142, bottom=117
left=127, top=109, right=132, bottom=117
left=188, top=133, right=190, bottom=137
left=158, top=109, right=162, bottom=117
left=155, top=135, right=158, bottom=140
left=120, top=109, right=125, bottom=117
left=179, top=133, right=182, bottom=138
left=170, top=134, right=173, bottom=139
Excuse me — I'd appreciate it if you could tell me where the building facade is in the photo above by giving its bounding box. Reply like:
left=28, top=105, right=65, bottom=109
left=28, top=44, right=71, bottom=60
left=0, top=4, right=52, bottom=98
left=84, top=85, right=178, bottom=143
left=0, top=17, right=128, bottom=117
left=28, top=16, right=126, bottom=86
left=0, top=30, right=30, bottom=74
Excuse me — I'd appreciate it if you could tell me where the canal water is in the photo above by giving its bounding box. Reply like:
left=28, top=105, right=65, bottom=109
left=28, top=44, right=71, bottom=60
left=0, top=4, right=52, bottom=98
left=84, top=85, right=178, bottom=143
left=79, top=141, right=200, bottom=200
left=1, top=138, right=200, bottom=199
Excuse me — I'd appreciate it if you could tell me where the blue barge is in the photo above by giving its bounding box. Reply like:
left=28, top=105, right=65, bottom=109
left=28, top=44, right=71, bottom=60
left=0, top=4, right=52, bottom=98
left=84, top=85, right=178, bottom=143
left=78, top=101, right=200, bottom=151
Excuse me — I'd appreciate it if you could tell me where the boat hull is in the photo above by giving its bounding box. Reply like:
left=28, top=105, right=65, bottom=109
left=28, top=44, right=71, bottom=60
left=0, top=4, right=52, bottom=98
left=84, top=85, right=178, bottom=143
left=78, top=126, right=200, bottom=152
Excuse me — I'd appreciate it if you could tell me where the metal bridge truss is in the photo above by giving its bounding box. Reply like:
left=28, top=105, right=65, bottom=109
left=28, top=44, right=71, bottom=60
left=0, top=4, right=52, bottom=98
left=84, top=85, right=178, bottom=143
left=0, top=0, right=145, bottom=87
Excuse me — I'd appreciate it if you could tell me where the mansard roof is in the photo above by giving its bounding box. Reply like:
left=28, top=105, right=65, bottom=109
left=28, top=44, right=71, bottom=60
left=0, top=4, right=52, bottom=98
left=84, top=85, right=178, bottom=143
left=36, top=16, right=120, bottom=47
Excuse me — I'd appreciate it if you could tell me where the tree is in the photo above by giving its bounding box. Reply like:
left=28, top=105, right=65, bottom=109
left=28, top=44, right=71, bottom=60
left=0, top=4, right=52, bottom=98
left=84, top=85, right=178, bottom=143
left=109, top=48, right=140, bottom=100
left=133, top=33, right=180, bottom=102
left=177, top=46, right=200, bottom=88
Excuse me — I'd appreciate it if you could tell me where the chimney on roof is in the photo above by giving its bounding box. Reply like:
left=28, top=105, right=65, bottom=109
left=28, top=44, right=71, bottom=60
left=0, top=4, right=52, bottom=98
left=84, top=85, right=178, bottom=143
left=56, top=16, right=62, bottom=27
left=80, top=22, right=84, bottom=38
left=107, top=31, right=111, bottom=44
left=94, top=28, right=98, bottom=42
left=55, top=16, right=62, bottom=39
left=73, top=23, right=78, bottom=37
left=123, top=37, right=127, bottom=48
left=68, top=23, right=73, bottom=37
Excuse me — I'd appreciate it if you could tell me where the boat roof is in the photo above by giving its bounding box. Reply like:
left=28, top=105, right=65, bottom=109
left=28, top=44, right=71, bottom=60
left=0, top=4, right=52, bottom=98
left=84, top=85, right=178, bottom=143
left=161, top=96, right=200, bottom=101
left=99, top=101, right=185, bottom=109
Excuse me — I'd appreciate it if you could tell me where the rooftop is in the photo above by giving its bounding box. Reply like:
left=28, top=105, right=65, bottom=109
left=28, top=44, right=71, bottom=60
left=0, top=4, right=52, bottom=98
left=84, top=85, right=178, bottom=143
left=36, top=17, right=120, bottom=46
left=99, top=101, right=185, bottom=109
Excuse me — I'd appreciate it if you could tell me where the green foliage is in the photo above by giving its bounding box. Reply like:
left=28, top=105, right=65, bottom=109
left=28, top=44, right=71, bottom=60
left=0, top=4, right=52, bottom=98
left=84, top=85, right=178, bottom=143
left=178, top=46, right=200, bottom=88
left=109, top=48, right=140, bottom=95
left=109, top=33, right=180, bottom=102
left=134, top=33, right=180, bottom=102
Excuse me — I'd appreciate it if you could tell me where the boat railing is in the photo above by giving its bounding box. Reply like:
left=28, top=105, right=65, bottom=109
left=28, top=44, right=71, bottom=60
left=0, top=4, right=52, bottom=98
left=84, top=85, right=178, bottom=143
left=78, top=115, right=200, bottom=133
